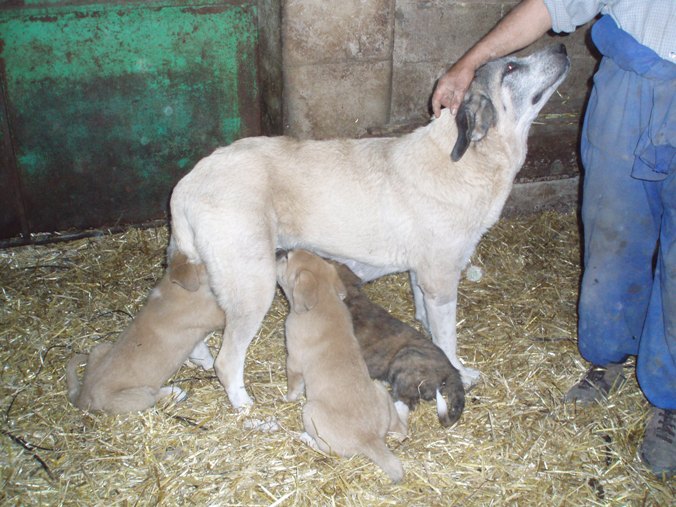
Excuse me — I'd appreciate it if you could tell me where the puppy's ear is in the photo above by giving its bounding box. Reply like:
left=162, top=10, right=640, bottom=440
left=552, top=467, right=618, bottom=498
left=451, top=92, right=496, bottom=162
left=292, top=270, right=318, bottom=313
left=169, top=253, right=200, bottom=292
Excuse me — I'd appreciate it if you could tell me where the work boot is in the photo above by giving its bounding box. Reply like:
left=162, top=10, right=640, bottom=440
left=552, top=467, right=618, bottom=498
left=563, top=364, right=626, bottom=404
left=640, top=408, right=675, bottom=477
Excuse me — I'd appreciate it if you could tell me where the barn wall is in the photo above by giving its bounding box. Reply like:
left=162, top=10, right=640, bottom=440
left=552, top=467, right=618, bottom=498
left=281, top=0, right=599, bottom=213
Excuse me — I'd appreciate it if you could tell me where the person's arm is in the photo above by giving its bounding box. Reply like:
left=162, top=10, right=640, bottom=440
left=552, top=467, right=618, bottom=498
left=431, top=0, right=553, bottom=117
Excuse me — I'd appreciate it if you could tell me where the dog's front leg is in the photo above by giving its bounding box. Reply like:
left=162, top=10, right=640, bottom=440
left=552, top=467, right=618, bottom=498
left=419, top=273, right=481, bottom=388
left=409, top=271, right=429, bottom=330
left=424, top=297, right=480, bottom=388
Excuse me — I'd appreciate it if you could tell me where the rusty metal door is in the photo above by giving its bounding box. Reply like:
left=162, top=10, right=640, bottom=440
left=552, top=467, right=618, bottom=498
left=1, top=0, right=278, bottom=245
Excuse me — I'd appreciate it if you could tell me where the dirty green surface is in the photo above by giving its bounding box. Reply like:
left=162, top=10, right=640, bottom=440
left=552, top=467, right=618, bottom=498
left=0, top=1, right=261, bottom=238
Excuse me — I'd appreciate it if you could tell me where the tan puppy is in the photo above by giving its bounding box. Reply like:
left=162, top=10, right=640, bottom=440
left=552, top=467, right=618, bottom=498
left=66, top=253, right=225, bottom=414
left=277, top=250, right=407, bottom=483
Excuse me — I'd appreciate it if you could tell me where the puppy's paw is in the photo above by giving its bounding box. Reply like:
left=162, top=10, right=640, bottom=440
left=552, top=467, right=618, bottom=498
left=243, top=417, right=280, bottom=433
left=284, top=391, right=301, bottom=403
left=189, top=356, right=215, bottom=370
left=459, top=367, right=481, bottom=389
left=298, top=432, right=320, bottom=451
left=188, top=341, right=215, bottom=370
left=160, top=386, right=188, bottom=403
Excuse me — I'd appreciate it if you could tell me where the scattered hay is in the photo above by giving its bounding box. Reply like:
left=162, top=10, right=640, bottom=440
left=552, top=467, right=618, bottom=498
left=0, top=212, right=673, bottom=505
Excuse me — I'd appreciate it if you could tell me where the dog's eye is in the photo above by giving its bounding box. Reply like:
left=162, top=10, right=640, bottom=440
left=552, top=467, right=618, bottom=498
left=505, top=62, right=519, bottom=74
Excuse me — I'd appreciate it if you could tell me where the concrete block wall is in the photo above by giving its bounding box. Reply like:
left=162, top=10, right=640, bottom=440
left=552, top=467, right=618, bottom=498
left=282, top=0, right=396, bottom=139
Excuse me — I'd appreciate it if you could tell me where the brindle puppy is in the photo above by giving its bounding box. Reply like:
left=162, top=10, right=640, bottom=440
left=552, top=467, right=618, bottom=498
left=334, top=262, right=465, bottom=427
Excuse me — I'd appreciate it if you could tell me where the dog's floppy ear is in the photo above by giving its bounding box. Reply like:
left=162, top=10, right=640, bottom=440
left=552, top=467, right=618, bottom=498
left=292, top=269, right=318, bottom=313
left=451, top=92, right=496, bottom=162
left=169, top=253, right=200, bottom=292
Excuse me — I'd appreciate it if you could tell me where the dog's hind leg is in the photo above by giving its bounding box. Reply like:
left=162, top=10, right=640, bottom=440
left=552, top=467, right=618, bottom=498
left=105, top=386, right=174, bottom=414
left=207, top=251, right=277, bottom=410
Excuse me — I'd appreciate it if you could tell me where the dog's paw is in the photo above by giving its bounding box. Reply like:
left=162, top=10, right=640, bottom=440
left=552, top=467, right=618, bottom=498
left=390, top=401, right=409, bottom=442
left=188, top=341, right=215, bottom=370
left=459, top=367, right=481, bottom=389
left=228, top=387, right=254, bottom=411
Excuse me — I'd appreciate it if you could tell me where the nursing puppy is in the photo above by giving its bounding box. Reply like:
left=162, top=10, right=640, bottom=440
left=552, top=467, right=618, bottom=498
left=66, top=253, right=225, bottom=414
left=334, top=262, right=465, bottom=427
left=168, top=45, right=570, bottom=410
left=277, top=250, right=407, bottom=483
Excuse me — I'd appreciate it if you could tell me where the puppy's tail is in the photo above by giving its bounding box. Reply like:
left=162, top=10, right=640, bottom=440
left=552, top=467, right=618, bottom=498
left=362, top=441, right=404, bottom=483
left=167, top=193, right=200, bottom=263
left=66, top=353, right=88, bottom=405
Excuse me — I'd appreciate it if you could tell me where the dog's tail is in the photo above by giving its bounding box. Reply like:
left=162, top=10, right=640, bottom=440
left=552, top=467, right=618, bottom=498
left=66, top=353, right=88, bottom=404
left=362, top=440, right=404, bottom=483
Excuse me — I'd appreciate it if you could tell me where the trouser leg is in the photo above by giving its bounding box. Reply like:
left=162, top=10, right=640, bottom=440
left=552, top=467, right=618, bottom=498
left=636, top=170, right=676, bottom=409
left=578, top=145, right=660, bottom=366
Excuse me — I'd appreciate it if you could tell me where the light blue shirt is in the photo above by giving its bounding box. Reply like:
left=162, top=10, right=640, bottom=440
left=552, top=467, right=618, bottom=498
left=543, top=0, right=676, bottom=62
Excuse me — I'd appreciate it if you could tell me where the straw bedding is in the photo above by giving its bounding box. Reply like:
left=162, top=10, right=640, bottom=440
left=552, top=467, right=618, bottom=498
left=1, top=212, right=673, bottom=505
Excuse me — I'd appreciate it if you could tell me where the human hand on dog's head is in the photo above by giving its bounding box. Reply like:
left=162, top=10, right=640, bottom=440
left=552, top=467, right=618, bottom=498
left=432, top=59, right=476, bottom=118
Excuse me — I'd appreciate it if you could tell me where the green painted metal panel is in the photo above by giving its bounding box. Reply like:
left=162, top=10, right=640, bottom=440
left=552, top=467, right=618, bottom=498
left=0, top=1, right=267, bottom=241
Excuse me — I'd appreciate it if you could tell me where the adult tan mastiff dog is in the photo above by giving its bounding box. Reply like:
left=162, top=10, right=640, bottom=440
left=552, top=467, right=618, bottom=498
left=169, top=44, right=570, bottom=409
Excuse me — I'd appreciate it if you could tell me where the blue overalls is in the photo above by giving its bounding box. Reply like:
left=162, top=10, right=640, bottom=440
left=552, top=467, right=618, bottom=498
left=578, top=16, right=676, bottom=409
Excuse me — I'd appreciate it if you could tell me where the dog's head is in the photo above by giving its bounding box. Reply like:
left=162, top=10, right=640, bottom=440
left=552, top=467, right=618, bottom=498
left=451, top=44, right=570, bottom=161
left=277, top=250, right=347, bottom=313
